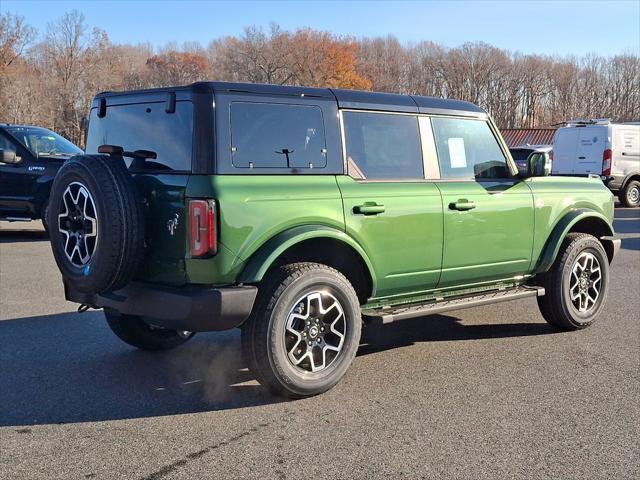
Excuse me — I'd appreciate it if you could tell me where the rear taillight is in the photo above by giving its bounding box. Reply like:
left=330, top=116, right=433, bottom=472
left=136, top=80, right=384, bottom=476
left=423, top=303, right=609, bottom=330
left=549, top=150, right=554, bottom=161
left=189, top=199, right=217, bottom=258
left=602, top=148, right=612, bottom=176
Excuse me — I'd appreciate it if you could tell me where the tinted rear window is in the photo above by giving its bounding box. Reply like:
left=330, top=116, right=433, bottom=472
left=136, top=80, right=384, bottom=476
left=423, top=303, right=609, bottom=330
left=86, top=101, right=193, bottom=172
left=230, top=102, right=327, bottom=169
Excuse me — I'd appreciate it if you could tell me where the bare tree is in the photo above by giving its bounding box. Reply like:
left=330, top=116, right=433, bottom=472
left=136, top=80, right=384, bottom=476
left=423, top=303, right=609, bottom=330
left=209, top=24, right=296, bottom=84
left=0, top=12, right=36, bottom=69
left=357, top=35, right=410, bottom=93
left=0, top=13, right=638, bottom=148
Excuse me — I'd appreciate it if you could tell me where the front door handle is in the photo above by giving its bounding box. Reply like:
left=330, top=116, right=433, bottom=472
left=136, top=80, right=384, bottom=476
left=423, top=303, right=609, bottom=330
left=449, top=200, right=476, bottom=211
left=353, top=203, right=385, bottom=215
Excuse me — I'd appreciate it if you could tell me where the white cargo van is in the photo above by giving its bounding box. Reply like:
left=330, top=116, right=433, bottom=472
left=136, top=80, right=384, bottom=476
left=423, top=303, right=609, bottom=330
left=552, top=119, right=640, bottom=207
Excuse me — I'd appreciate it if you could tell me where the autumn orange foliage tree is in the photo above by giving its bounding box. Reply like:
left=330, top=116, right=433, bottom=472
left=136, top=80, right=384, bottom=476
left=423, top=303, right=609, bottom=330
left=145, top=51, right=210, bottom=87
left=208, top=24, right=370, bottom=89
left=286, top=29, right=371, bottom=89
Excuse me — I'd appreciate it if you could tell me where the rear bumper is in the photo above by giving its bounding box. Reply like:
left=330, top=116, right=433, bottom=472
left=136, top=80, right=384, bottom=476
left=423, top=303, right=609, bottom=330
left=65, top=281, right=258, bottom=332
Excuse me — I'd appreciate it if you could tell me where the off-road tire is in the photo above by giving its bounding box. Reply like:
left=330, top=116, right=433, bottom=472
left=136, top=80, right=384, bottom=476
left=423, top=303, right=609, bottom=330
left=104, top=309, right=195, bottom=351
left=536, top=233, right=609, bottom=330
left=619, top=180, right=640, bottom=208
left=48, top=154, right=144, bottom=294
left=241, top=262, right=362, bottom=398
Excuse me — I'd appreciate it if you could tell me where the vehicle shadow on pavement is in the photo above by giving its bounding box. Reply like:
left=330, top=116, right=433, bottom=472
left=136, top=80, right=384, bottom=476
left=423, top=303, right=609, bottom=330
left=0, top=230, right=49, bottom=243
left=0, top=310, right=559, bottom=426
left=358, top=314, right=558, bottom=357
left=0, top=311, right=282, bottom=427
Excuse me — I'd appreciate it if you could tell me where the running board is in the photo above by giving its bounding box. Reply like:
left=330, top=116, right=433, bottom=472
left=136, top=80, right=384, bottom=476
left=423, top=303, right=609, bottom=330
left=4, top=217, right=32, bottom=222
left=362, top=286, right=545, bottom=324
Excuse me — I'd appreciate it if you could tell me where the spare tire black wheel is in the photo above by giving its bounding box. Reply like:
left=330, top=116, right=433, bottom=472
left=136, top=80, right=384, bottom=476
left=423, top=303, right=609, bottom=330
left=48, top=154, right=145, bottom=294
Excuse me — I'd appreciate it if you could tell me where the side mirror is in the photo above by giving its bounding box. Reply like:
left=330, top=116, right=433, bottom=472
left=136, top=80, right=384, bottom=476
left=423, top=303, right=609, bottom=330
left=0, top=149, right=22, bottom=165
left=527, top=153, right=550, bottom=177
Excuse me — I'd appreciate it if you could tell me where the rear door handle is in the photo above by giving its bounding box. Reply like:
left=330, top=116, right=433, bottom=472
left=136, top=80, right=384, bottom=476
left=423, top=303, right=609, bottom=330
left=449, top=200, right=476, bottom=211
left=353, top=204, right=385, bottom=215
left=578, top=156, right=586, bottom=160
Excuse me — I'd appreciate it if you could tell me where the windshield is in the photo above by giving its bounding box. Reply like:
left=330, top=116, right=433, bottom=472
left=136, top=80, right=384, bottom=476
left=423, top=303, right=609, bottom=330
left=4, top=126, right=82, bottom=157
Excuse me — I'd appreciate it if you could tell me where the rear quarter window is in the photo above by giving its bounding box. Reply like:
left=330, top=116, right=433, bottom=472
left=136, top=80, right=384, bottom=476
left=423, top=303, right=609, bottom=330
left=230, top=102, right=327, bottom=169
left=86, top=101, right=193, bottom=172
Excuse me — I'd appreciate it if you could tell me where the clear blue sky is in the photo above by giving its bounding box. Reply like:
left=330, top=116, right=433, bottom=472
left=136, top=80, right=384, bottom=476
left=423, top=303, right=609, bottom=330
left=3, top=0, right=639, bottom=56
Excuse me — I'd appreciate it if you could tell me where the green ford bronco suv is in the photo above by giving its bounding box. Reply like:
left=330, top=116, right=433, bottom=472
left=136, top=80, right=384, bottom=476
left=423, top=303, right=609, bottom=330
left=48, top=82, right=620, bottom=398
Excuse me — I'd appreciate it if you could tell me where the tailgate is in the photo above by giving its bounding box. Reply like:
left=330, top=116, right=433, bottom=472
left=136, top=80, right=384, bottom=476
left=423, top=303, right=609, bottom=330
left=133, top=174, right=189, bottom=285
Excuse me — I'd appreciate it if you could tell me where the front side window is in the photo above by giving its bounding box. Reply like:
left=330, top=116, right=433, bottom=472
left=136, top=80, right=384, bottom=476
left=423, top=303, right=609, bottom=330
left=231, top=102, right=327, bottom=169
left=343, top=111, right=423, bottom=180
left=431, top=118, right=509, bottom=180
left=0, top=133, right=18, bottom=154
left=86, top=101, right=193, bottom=171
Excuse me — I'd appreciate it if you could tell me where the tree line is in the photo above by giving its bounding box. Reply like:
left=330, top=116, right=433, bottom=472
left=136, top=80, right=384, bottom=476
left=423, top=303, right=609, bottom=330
left=1, top=11, right=638, bottom=147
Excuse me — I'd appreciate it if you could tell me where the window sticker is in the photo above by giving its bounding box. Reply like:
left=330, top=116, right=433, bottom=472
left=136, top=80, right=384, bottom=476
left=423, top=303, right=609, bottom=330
left=448, top=137, right=467, bottom=168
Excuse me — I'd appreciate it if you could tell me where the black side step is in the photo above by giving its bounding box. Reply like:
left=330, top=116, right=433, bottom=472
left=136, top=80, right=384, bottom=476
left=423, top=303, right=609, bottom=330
left=362, top=286, right=545, bottom=324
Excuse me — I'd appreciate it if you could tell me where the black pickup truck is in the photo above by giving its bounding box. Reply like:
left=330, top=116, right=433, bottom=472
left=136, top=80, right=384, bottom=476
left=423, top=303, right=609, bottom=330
left=0, top=124, right=82, bottom=231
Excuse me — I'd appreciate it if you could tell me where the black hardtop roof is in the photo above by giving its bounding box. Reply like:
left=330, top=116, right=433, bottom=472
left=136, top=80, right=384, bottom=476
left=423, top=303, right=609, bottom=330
left=94, top=81, right=486, bottom=117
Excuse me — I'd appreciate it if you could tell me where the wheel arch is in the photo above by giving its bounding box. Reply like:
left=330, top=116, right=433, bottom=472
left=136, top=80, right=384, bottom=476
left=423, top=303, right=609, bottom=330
left=619, top=173, right=640, bottom=202
left=535, top=210, right=615, bottom=273
left=238, top=225, right=377, bottom=303
left=621, top=172, right=640, bottom=191
left=28, top=170, right=62, bottom=217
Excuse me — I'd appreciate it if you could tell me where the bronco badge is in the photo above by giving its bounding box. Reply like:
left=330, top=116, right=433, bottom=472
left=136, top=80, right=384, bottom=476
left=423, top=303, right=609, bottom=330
left=167, top=213, right=179, bottom=235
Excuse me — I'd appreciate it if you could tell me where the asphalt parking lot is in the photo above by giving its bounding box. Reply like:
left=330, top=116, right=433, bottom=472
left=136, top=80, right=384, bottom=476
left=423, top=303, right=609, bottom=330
left=0, top=208, right=638, bottom=480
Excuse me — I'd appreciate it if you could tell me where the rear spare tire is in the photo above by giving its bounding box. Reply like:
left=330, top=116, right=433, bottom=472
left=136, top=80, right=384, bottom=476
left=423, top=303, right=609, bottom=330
left=48, top=154, right=144, bottom=294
